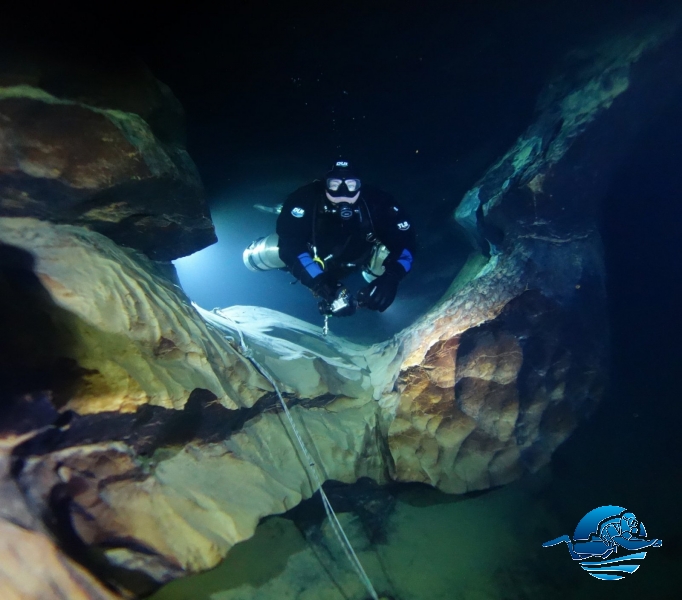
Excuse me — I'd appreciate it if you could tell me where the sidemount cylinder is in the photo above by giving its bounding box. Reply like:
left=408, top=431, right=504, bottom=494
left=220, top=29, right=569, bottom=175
left=243, top=233, right=286, bottom=272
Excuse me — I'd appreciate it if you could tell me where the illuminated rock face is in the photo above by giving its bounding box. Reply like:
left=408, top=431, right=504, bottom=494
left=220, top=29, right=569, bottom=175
left=391, top=286, right=605, bottom=493
left=0, top=218, right=392, bottom=594
left=0, top=518, right=123, bottom=600
left=386, top=22, right=682, bottom=493
left=0, top=218, right=267, bottom=414
left=1, top=21, right=680, bottom=598
left=0, top=57, right=216, bottom=261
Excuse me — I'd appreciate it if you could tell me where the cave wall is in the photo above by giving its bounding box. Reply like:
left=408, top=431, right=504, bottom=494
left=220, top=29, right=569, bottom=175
left=386, top=20, right=682, bottom=492
left=0, top=54, right=216, bottom=261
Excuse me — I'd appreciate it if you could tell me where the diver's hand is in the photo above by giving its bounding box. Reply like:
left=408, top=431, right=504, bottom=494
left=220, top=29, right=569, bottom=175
left=357, top=272, right=400, bottom=312
left=310, top=272, right=341, bottom=303
left=318, top=287, right=357, bottom=317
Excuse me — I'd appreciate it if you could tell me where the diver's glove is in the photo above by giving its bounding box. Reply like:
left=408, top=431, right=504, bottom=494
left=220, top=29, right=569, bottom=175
left=357, top=271, right=400, bottom=312
left=319, top=287, right=357, bottom=317
left=310, top=271, right=341, bottom=303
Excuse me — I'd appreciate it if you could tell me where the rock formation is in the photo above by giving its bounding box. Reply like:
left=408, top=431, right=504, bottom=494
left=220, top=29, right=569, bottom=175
left=1, top=18, right=681, bottom=599
left=0, top=54, right=216, bottom=261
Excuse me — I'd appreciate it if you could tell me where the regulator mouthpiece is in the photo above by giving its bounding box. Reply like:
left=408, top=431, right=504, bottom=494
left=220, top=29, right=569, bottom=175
left=337, top=203, right=354, bottom=220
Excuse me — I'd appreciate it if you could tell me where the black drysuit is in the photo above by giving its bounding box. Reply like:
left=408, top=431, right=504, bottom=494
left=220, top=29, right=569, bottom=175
left=276, top=181, right=415, bottom=292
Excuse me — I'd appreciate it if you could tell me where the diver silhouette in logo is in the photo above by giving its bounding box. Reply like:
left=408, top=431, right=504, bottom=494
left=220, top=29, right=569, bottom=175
left=543, top=506, right=662, bottom=580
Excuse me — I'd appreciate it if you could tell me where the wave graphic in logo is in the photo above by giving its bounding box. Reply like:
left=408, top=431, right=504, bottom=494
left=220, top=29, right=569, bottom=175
left=579, top=551, right=648, bottom=580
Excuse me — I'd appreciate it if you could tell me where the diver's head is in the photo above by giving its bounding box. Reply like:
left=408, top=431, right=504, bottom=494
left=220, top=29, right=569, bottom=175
left=325, top=160, right=361, bottom=205
left=621, top=512, right=638, bottom=532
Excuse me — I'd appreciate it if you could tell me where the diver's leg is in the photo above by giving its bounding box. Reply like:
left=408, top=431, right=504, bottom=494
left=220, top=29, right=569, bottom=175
left=543, top=535, right=583, bottom=559
left=542, top=535, right=571, bottom=547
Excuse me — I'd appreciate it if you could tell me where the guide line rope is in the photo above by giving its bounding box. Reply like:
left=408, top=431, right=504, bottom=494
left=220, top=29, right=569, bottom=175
left=248, top=358, right=379, bottom=600
left=216, top=314, right=379, bottom=600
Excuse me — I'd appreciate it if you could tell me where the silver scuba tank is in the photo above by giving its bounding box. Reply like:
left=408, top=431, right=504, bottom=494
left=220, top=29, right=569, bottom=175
left=243, top=233, right=286, bottom=272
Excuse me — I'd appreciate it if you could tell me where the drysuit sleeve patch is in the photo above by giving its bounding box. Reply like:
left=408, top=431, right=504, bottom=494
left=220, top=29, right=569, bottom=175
left=397, top=248, right=413, bottom=272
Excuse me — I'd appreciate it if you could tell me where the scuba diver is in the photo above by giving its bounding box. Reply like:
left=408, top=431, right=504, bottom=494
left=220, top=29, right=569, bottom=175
left=543, top=512, right=663, bottom=560
left=243, top=161, right=415, bottom=319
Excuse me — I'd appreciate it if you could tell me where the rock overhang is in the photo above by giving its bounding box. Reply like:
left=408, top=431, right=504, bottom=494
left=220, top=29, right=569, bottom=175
left=0, top=54, right=216, bottom=262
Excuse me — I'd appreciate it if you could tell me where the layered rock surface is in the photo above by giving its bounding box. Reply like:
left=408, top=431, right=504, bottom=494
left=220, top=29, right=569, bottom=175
left=0, top=54, right=216, bottom=260
left=0, top=437, right=122, bottom=600
left=0, top=218, right=267, bottom=414
left=389, top=20, right=682, bottom=493
left=0, top=218, right=394, bottom=596
left=1, top=18, right=681, bottom=600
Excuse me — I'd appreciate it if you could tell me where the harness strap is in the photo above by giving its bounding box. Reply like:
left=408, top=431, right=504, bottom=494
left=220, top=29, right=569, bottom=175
left=311, top=192, right=376, bottom=272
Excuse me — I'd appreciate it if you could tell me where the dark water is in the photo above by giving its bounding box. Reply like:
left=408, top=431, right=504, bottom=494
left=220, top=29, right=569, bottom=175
left=8, top=1, right=682, bottom=597
left=165, top=0, right=679, bottom=341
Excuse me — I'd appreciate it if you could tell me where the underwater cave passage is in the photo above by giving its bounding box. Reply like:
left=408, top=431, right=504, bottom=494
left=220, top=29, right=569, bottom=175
left=173, top=169, right=475, bottom=344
